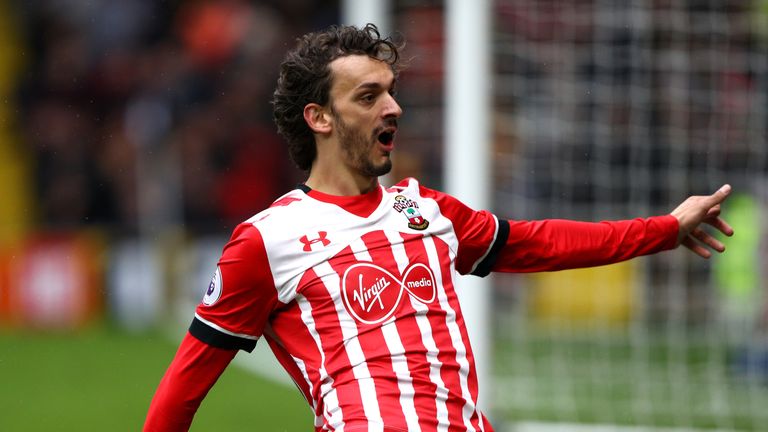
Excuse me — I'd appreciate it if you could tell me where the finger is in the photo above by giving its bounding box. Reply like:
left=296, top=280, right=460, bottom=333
left=681, top=236, right=712, bottom=259
left=703, top=184, right=732, bottom=207
left=705, top=205, right=721, bottom=218
left=706, top=216, right=734, bottom=236
left=690, top=228, right=725, bottom=253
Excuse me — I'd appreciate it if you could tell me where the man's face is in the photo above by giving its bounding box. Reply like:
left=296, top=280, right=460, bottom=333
left=327, top=55, right=402, bottom=178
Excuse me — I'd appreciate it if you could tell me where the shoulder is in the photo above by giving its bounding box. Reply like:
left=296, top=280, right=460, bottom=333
left=389, top=177, right=443, bottom=200
left=242, top=189, right=312, bottom=229
left=390, top=177, right=471, bottom=213
left=220, top=189, right=312, bottom=254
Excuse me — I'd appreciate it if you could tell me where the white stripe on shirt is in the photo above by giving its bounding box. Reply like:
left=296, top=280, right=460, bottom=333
left=316, top=261, right=384, bottom=432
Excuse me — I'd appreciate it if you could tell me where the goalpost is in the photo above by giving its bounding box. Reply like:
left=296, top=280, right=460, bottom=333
left=343, top=1, right=496, bottom=411
left=444, top=0, right=494, bottom=412
left=343, top=0, right=495, bottom=411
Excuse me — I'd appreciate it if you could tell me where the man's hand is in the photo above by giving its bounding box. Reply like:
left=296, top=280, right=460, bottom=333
left=670, top=184, right=734, bottom=258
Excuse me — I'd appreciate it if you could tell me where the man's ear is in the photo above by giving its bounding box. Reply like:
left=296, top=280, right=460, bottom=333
left=303, top=103, right=332, bottom=134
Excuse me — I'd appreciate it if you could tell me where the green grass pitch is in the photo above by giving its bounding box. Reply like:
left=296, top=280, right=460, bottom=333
left=0, top=325, right=311, bottom=431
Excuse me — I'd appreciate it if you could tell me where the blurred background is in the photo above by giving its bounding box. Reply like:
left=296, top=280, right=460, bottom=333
left=0, top=0, right=767, bottom=431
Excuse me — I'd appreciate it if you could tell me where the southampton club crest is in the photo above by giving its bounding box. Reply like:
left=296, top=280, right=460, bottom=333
left=393, top=195, right=429, bottom=230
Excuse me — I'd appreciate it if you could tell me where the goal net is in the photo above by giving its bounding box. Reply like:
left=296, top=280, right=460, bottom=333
left=489, top=1, right=768, bottom=430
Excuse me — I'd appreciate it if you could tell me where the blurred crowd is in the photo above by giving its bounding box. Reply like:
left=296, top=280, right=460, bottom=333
left=15, top=0, right=338, bottom=235
left=4, top=0, right=768, bottom=349
left=13, top=0, right=768, bottom=234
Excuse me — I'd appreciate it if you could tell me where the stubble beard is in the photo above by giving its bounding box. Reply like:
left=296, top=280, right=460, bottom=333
left=335, top=115, right=392, bottom=178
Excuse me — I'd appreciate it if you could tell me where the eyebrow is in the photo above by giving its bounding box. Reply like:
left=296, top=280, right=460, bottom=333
left=354, top=79, right=396, bottom=92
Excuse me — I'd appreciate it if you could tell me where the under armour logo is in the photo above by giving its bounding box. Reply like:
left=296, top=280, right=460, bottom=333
left=299, top=231, right=330, bottom=252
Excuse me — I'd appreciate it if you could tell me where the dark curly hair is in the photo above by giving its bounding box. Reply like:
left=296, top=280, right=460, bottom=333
left=272, top=23, right=402, bottom=171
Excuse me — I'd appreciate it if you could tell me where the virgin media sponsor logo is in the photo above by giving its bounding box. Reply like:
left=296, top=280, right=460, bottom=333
left=341, top=262, right=436, bottom=324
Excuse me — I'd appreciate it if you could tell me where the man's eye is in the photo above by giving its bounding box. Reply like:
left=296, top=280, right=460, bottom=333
left=361, top=94, right=375, bottom=102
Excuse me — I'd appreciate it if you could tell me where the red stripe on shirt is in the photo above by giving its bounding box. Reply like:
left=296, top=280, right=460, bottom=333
left=401, top=231, right=470, bottom=430
left=317, top=249, right=372, bottom=428
left=431, top=235, right=484, bottom=431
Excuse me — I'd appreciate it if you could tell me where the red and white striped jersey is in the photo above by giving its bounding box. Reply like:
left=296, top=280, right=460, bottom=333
left=192, top=177, right=505, bottom=431
left=146, top=177, right=678, bottom=431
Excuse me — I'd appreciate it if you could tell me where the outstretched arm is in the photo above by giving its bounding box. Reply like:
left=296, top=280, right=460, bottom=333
left=491, top=216, right=680, bottom=273
left=489, top=185, right=734, bottom=273
left=670, top=184, right=734, bottom=258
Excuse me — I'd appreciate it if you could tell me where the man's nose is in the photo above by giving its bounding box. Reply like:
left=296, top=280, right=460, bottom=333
left=383, top=94, right=403, bottom=118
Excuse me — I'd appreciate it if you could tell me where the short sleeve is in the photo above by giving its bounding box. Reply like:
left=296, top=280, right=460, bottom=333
left=190, top=223, right=279, bottom=352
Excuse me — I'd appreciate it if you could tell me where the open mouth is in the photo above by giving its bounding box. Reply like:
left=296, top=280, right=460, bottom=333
left=378, top=131, right=395, bottom=145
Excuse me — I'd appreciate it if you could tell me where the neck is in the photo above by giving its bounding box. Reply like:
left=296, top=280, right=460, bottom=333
left=305, top=166, right=379, bottom=196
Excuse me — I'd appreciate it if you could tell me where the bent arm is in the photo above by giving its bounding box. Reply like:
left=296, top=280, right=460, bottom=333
left=144, top=333, right=237, bottom=432
left=492, top=215, right=679, bottom=273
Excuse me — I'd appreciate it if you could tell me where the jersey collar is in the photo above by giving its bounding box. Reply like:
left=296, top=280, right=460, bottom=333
left=298, top=183, right=383, bottom=218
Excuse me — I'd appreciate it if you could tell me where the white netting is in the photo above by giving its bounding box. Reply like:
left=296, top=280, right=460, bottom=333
left=491, top=1, right=768, bottom=430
